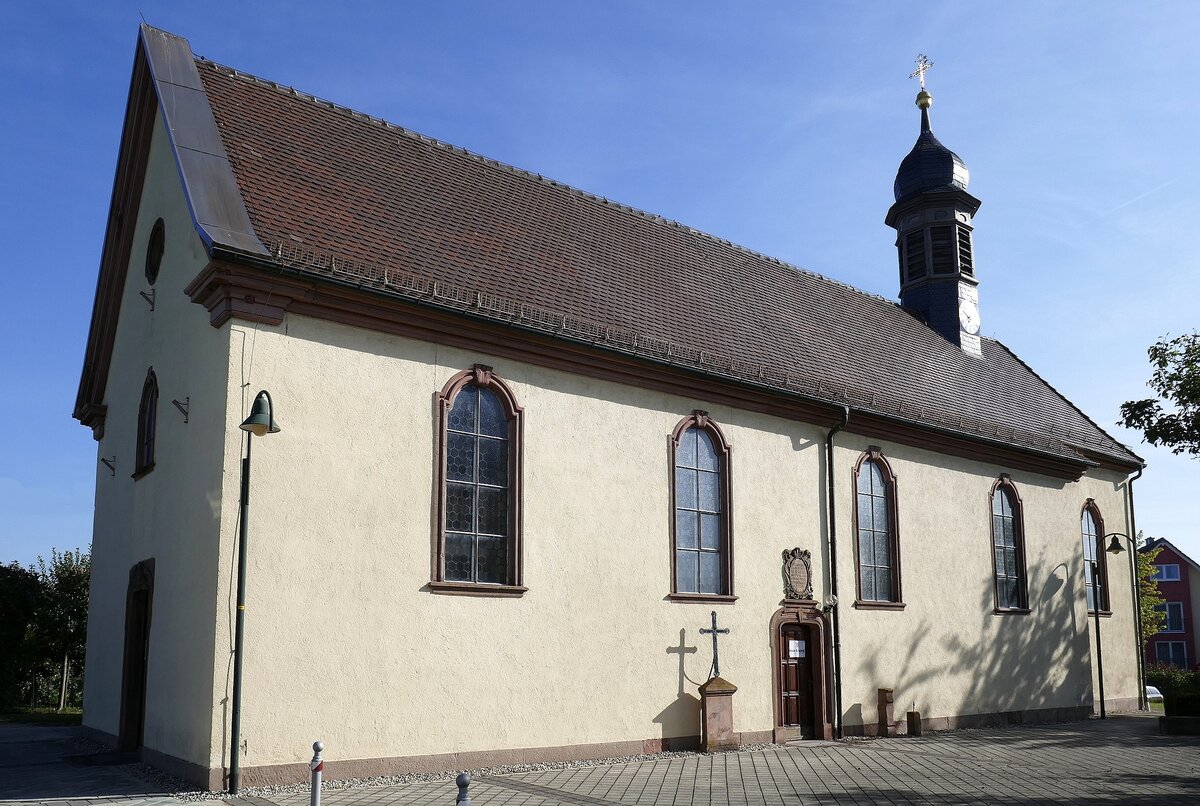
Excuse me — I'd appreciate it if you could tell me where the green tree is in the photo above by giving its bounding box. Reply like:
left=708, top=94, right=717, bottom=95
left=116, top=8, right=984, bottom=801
left=1137, top=539, right=1165, bottom=644
left=0, top=562, right=40, bottom=706
left=1120, top=332, right=1200, bottom=455
left=31, top=548, right=90, bottom=712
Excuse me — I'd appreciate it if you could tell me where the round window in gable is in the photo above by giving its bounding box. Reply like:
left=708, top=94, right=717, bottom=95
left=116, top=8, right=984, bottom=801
left=145, top=218, right=165, bottom=285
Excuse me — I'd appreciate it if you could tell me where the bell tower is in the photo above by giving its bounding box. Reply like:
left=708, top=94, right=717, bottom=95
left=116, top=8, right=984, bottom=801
left=885, top=56, right=983, bottom=356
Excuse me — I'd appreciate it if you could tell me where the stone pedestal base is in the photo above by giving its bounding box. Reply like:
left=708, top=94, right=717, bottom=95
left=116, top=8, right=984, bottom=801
left=699, top=676, right=738, bottom=752
left=877, top=688, right=896, bottom=737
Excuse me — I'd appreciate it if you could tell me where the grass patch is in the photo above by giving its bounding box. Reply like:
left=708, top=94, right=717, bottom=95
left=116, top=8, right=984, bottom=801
left=1149, top=701, right=1165, bottom=714
left=0, top=707, right=83, bottom=726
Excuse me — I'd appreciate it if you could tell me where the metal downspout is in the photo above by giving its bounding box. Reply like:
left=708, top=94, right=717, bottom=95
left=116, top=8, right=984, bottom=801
left=1128, top=467, right=1146, bottom=711
left=825, top=406, right=850, bottom=739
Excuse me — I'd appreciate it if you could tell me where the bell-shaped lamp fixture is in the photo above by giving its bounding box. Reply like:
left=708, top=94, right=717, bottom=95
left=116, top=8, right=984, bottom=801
left=1105, top=534, right=1125, bottom=555
left=240, top=390, right=281, bottom=437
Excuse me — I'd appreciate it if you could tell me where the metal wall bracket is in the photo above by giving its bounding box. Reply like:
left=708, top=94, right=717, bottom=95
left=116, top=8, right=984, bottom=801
left=172, top=397, right=190, bottom=423
left=139, top=288, right=156, bottom=310
left=100, top=456, right=116, bottom=477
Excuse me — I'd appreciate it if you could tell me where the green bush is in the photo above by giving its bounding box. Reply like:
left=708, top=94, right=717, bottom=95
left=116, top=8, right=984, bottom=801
left=1145, top=663, right=1200, bottom=695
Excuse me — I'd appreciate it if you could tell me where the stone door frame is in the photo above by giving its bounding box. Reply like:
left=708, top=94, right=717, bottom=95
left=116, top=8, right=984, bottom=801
left=770, top=602, right=833, bottom=741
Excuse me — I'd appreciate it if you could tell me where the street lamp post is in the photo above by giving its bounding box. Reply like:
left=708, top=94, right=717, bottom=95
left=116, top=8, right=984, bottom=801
left=1090, top=559, right=1106, bottom=718
left=229, top=391, right=281, bottom=794
left=1103, top=532, right=1146, bottom=710
left=1092, top=531, right=1144, bottom=720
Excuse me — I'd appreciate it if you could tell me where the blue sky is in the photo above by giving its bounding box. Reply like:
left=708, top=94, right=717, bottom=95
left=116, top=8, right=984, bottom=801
left=2, top=2, right=1198, bottom=566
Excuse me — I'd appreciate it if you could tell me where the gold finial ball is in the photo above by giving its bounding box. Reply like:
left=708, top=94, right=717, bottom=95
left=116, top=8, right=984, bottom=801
left=916, top=89, right=933, bottom=109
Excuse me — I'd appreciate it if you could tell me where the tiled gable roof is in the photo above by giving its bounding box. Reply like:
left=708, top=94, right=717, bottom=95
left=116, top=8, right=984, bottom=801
left=193, top=59, right=1138, bottom=470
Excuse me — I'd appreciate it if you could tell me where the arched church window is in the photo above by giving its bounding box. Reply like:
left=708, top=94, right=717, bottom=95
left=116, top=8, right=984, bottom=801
left=991, top=476, right=1028, bottom=611
left=134, top=368, right=158, bottom=477
left=1081, top=501, right=1109, bottom=612
left=854, top=447, right=902, bottom=606
left=669, top=412, right=733, bottom=599
left=434, top=365, right=523, bottom=592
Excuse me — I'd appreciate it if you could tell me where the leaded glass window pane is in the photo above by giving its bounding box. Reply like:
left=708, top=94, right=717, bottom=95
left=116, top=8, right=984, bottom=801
left=875, top=569, right=891, bottom=602
left=860, top=566, right=876, bottom=601
left=856, top=458, right=896, bottom=602
left=477, top=437, right=508, bottom=486
left=698, top=471, right=720, bottom=512
left=476, top=536, right=507, bottom=584
left=674, top=425, right=726, bottom=595
left=696, top=430, right=719, bottom=471
left=700, top=552, right=721, bottom=594
left=677, top=512, right=698, bottom=549
left=444, top=534, right=474, bottom=582
left=677, top=428, right=697, bottom=467
left=477, top=487, right=508, bottom=535
left=700, top=513, right=721, bottom=550
left=445, top=483, right=474, bottom=532
left=676, top=468, right=697, bottom=509
left=478, top=388, right=507, bottom=437
left=443, top=382, right=512, bottom=584
left=676, top=550, right=698, bottom=594
left=448, top=386, right=477, bottom=432
left=446, top=433, right=475, bottom=482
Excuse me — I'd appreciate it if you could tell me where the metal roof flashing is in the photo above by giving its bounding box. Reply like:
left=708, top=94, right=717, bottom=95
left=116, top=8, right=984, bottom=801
left=138, top=25, right=268, bottom=258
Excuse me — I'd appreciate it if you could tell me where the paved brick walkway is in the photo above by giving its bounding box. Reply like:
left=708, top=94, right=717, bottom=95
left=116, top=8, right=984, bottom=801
left=4, top=716, right=1199, bottom=805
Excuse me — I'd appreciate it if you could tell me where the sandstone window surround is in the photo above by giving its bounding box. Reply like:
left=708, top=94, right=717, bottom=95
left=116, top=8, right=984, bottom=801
left=668, top=411, right=735, bottom=602
left=1081, top=501, right=1110, bottom=614
left=133, top=367, right=158, bottom=478
left=430, top=365, right=525, bottom=597
left=990, top=475, right=1029, bottom=613
left=853, top=447, right=903, bottom=609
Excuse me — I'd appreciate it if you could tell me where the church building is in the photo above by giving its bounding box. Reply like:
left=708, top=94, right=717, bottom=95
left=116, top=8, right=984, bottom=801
left=75, top=27, right=1146, bottom=790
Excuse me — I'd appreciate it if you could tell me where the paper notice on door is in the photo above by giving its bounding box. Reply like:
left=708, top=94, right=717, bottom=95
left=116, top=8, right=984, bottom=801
left=788, top=639, right=803, bottom=658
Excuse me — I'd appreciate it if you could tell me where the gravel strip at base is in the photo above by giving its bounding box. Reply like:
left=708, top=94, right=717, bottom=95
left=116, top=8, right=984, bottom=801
left=166, top=743, right=776, bottom=801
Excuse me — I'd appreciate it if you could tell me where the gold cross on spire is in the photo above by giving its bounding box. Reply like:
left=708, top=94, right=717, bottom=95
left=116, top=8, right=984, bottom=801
left=909, top=54, right=933, bottom=89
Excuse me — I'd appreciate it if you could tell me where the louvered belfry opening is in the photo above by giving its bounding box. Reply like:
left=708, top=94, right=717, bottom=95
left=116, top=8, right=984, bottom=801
left=898, top=222, right=975, bottom=284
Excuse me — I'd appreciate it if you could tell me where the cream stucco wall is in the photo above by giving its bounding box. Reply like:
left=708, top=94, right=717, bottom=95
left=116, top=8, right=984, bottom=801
left=201, top=307, right=1141, bottom=773
left=82, top=111, right=233, bottom=766
left=831, top=446, right=1137, bottom=726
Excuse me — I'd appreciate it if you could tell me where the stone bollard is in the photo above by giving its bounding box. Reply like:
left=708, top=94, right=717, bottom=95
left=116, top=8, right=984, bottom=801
left=907, top=711, right=923, bottom=736
left=310, top=741, right=324, bottom=806
left=456, top=772, right=471, bottom=805
left=877, top=689, right=895, bottom=737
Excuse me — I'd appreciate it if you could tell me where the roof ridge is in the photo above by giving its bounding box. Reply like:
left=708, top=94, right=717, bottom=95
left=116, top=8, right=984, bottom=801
left=988, top=339, right=1141, bottom=462
left=194, top=57, right=896, bottom=309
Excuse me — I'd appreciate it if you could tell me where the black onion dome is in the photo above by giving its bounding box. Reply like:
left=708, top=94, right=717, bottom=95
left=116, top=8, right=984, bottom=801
left=893, top=95, right=970, bottom=203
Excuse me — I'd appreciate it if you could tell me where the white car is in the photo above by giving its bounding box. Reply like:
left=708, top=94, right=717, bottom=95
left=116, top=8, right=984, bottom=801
left=1146, top=685, right=1164, bottom=702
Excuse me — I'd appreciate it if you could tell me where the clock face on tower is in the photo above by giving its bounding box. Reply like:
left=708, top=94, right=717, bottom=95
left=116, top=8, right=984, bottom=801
left=958, top=284, right=980, bottom=336
left=959, top=299, right=980, bottom=335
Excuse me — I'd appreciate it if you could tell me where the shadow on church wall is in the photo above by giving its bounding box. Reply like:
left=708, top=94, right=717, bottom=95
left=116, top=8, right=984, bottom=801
left=655, top=628, right=702, bottom=741
left=852, top=562, right=1090, bottom=726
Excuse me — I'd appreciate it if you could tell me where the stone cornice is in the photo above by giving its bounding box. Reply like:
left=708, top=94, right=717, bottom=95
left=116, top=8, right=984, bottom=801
left=185, top=258, right=1113, bottom=481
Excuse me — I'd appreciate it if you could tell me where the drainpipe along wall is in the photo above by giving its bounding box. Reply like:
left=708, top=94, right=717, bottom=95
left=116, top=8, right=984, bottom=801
left=1127, top=466, right=1146, bottom=710
left=825, top=406, right=850, bottom=738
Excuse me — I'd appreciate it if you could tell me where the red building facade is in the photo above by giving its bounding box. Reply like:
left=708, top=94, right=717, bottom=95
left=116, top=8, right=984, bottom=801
left=1142, top=538, right=1200, bottom=671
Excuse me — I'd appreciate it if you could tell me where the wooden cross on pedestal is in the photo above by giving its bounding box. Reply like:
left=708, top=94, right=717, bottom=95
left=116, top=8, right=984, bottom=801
left=699, top=610, right=730, bottom=678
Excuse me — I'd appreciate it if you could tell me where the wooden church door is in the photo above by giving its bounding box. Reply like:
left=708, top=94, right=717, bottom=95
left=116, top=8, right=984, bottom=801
left=119, top=560, right=154, bottom=752
left=778, top=623, right=816, bottom=738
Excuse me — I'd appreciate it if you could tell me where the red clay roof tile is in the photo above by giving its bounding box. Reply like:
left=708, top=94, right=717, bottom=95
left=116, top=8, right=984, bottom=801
left=195, top=60, right=1137, bottom=468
